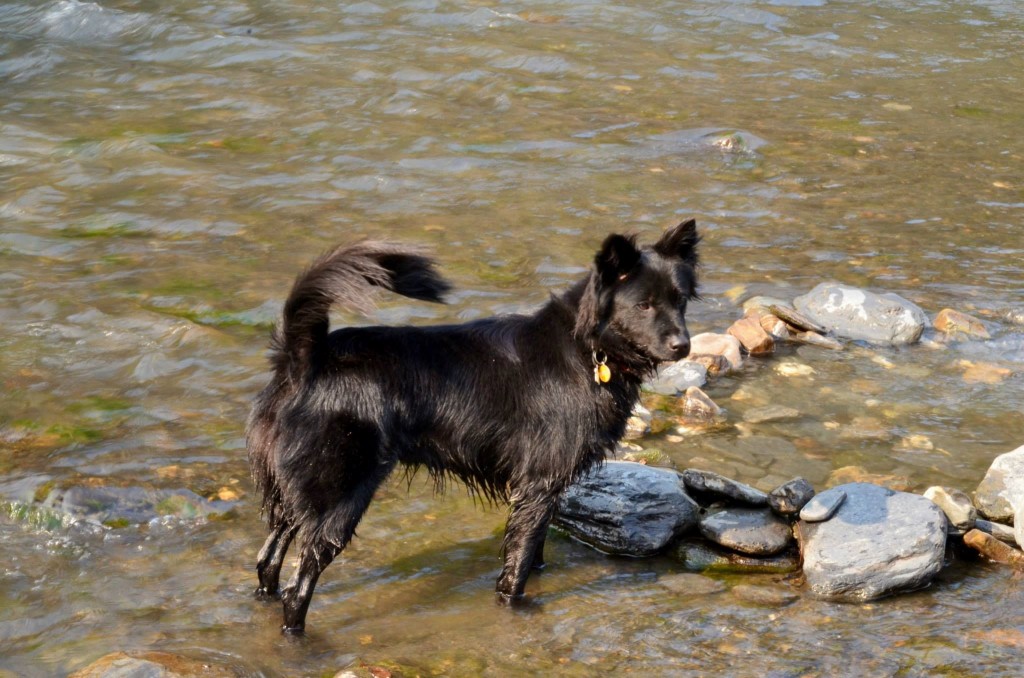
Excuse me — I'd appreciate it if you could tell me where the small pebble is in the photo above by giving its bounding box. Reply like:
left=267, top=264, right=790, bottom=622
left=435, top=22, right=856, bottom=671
left=775, top=362, right=816, bottom=377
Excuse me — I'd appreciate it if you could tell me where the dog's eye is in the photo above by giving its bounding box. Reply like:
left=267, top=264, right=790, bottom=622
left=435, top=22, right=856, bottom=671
left=635, top=301, right=651, bottom=311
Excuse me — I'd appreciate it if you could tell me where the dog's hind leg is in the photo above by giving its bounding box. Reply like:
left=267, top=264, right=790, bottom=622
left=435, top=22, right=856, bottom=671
left=255, top=522, right=298, bottom=600
left=279, top=460, right=394, bottom=634
left=495, top=489, right=561, bottom=602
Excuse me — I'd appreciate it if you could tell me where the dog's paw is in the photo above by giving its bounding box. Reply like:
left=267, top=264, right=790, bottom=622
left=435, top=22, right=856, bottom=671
left=254, top=585, right=281, bottom=601
left=281, top=623, right=306, bottom=636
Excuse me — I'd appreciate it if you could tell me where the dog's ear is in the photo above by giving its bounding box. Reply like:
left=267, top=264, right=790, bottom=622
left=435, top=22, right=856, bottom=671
left=574, top=234, right=640, bottom=342
left=654, top=219, right=700, bottom=267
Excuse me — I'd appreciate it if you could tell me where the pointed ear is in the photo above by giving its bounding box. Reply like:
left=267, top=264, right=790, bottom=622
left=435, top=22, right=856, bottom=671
left=594, top=234, right=641, bottom=286
left=654, top=219, right=700, bottom=267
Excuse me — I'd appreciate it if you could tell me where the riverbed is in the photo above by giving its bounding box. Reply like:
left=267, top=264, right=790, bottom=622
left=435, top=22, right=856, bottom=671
left=2, top=1, right=1023, bottom=675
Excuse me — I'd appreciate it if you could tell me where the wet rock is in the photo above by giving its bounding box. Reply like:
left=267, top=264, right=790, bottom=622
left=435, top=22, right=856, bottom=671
left=799, top=488, right=845, bottom=522
left=1005, top=308, right=1024, bottom=326
left=768, top=304, right=828, bottom=335
left=686, top=353, right=731, bottom=377
left=796, top=483, right=946, bottom=601
left=789, top=331, right=844, bottom=350
left=839, top=416, right=893, bottom=442
left=769, top=477, right=815, bottom=517
left=731, top=583, right=799, bottom=606
left=742, top=295, right=793, bottom=315
left=644, top=359, right=707, bottom=396
left=672, top=540, right=800, bottom=574
left=699, top=507, right=793, bottom=556
left=555, top=461, right=698, bottom=556
left=793, top=283, right=929, bottom=345
left=69, top=651, right=237, bottom=678
left=657, top=572, right=727, bottom=596
left=934, top=308, right=990, bottom=339
left=775, top=361, right=815, bottom=377
left=976, top=518, right=1016, bottom=543
left=620, top=447, right=674, bottom=468
left=1017, top=504, right=1024, bottom=550
left=923, top=486, right=977, bottom=534
left=743, top=405, right=800, bottom=424
left=40, top=485, right=231, bottom=527
left=960, top=360, right=1012, bottom=384
left=681, top=469, right=768, bottom=506
left=758, top=311, right=793, bottom=340
left=973, top=444, right=1024, bottom=521
left=681, top=386, right=722, bottom=421
left=623, top=402, right=652, bottom=439
left=689, top=332, right=743, bottom=370
left=727, top=315, right=774, bottom=355
left=963, top=529, right=1024, bottom=570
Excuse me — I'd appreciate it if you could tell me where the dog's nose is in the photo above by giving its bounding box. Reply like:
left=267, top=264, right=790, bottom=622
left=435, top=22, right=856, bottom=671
left=668, top=336, right=690, bottom=359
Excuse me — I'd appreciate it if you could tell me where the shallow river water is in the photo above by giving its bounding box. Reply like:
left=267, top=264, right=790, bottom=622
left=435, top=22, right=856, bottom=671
left=2, top=0, right=1023, bottom=676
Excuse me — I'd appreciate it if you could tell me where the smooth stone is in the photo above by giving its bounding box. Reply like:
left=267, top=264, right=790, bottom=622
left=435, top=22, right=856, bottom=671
left=974, top=444, right=1024, bottom=521
left=727, top=315, right=774, bottom=355
left=742, top=295, right=793, bottom=314
left=40, top=485, right=231, bottom=526
left=681, top=386, right=722, bottom=421
left=743, top=405, right=800, bottom=424
left=699, top=507, right=793, bottom=556
left=789, top=331, right=844, bottom=350
left=769, top=477, right=816, bottom=517
left=657, top=572, right=727, bottom=596
left=672, top=540, right=800, bottom=574
left=793, top=283, right=929, bottom=346
left=682, top=469, right=768, bottom=506
left=1005, top=308, right=1024, bottom=326
left=555, top=461, right=699, bottom=556
left=758, top=311, right=793, bottom=340
left=1016, top=504, right=1024, bottom=550
left=923, top=486, right=977, bottom=533
left=799, top=488, right=846, bottom=522
left=731, top=583, right=799, bottom=606
left=825, top=465, right=913, bottom=492
left=975, top=518, right=1016, bottom=544
left=686, top=353, right=731, bottom=377
left=934, top=308, right=990, bottom=339
left=644, top=359, right=708, bottom=396
left=769, top=304, right=828, bottom=335
left=796, top=483, right=947, bottom=601
left=963, top=529, right=1024, bottom=570
left=69, top=651, right=235, bottom=678
left=689, top=332, right=743, bottom=370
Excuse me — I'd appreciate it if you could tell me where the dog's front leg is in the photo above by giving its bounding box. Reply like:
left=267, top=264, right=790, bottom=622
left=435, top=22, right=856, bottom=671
left=495, top=491, right=559, bottom=602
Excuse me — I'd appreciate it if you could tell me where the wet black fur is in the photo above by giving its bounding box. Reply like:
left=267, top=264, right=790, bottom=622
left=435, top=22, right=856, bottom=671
left=247, top=221, right=700, bottom=633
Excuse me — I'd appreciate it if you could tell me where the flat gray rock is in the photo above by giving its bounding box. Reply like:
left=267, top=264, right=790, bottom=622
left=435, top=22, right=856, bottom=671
left=672, top=539, right=800, bottom=574
left=555, top=461, right=699, bottom=556
left=973, top=444, right=1024, bottom=522
left=682, top=469, right=768, bottom=506
left=793, top=283, right=929, bottom=345
left=699, top=507, right=793, bottom=556
left=799, top=488, right=846, bottom=522
left=743, top=405, right=801, bottom=424
left=644, top=360, right=708, bottom=396
left=769, top=477, right=816, bottom=517
left=796, top=483, right=947, bottom=601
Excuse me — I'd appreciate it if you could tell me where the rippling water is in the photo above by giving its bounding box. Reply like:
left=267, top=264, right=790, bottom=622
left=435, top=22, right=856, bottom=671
left=2, top=1, right=1023, bottom=675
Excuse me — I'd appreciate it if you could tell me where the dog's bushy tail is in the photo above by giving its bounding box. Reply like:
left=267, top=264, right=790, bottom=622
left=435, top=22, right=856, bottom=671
left=272, top=241, right=451, bottom=378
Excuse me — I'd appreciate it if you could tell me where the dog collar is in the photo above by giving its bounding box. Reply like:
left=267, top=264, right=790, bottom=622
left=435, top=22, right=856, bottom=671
left=592, top=350, right=611, bottom=384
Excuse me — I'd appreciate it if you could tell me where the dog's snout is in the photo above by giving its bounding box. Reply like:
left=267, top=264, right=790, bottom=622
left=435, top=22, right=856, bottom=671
left=668, top=335, right=690, bottom=359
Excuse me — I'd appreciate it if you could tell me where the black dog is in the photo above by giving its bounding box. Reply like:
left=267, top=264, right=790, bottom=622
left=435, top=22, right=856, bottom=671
left=247, top=220, right=699, bottom=633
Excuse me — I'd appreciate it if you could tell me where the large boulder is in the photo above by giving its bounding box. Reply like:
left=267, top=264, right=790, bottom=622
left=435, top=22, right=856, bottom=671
left=555, top=461, right=699, bottom=556
left=795, top=483, right=946, bottom=601
left=973, top=444, right=1024, bottom=522
left=793, top=283, right=928, bottom=345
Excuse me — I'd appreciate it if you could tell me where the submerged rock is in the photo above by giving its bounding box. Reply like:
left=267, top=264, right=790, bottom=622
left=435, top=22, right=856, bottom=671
left=682, top=469, right=768, bottom=506
left=793, top=283, right=929, bottom=345
left=624, top=402, right=652, bottom=439
left=555, top=461, right=698, bottom=556
left=69, top=651, right=237, bottom=678
left=39, top=485, right=231, bottom=527
left=933, top=308, right=990, bottom=339
left=963, top=529, right=1024, bottom=570
left=769, top=477, right=815, bottom=517
left=796, top=483, right=946, bottom=601
left=731, top=583, right=799, bottom=606
left=672, top=540, right=800, bottom=574
left=644, top=360, right=708, bottom=396
left=681, top=386, right=723, bottom=421
left=743, top=405, right=800, bottom=424
left=973, top=444, right=1024, bottom=522
left=699, top=507, right=793, bottom=556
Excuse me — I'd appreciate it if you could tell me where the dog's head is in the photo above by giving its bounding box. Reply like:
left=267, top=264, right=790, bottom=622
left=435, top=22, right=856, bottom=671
left=575, top=219, right=700, bottom=366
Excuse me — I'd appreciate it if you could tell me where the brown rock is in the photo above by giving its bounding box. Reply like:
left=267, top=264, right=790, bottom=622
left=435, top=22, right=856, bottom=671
left=70, top=652, right=238, bottom=678
left=934, top=308, right=990, bottom=338
left=768, top=304, right=827, bottom=334
left=690, top=332, right=743, bottom=370
left=963, top=529, right=1024, bottom=570
left=681, top=386, right=723, bottom=420
left=826, top=465, right=912, bottom=492
left=688, top=353, right=731, bottom=377
left=790, top=331, right=844, bottom=350
left=728, top=315, right=774, bottom=355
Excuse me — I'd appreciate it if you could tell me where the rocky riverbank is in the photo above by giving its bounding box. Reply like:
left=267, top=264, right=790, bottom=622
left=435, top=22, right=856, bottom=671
left=559, top=282, right=1024, bottom=601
